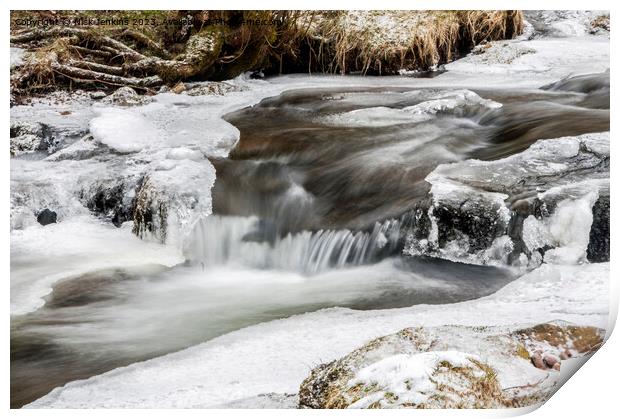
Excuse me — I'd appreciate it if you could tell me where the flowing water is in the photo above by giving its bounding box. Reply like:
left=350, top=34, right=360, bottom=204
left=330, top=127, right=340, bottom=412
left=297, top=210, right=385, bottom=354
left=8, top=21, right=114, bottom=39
left=10, top=73, right=609, bottom=407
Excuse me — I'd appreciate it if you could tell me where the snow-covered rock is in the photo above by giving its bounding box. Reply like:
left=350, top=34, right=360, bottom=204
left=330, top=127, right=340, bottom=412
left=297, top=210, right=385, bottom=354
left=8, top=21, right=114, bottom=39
left=405, top=132, right=610, bottom=266
left=10, top=120, right=57, bottom=156
left=299, top=323, right=604, bottom=409
left=101, top=86, right=153, bottom=107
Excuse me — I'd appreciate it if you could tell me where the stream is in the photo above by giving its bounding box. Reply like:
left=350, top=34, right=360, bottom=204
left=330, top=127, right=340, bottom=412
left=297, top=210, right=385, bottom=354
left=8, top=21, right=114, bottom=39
left=10, top=74, right=609, bottom=408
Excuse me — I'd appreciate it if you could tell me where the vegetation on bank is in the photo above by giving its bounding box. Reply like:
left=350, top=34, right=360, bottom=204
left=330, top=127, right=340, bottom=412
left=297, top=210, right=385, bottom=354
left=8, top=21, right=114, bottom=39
left=10, top=10, right=523, bottom=95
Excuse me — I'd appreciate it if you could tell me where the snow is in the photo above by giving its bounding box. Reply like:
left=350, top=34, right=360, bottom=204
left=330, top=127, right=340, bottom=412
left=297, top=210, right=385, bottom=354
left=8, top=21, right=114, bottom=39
left=26, top=261, right=609, bottom=408
left=10, top=47, right=25, bottom=68
left=347, top=351, right=480, bottom=408
left=90, top=108, right=163, bottom=153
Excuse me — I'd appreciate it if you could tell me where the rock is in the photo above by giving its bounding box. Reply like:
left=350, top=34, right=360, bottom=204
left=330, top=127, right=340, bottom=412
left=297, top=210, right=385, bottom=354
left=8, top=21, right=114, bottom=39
left=587, top=190, right=610, bottom=262
left=10, top=120, right=56, bottom=156
left=543, top=354, right=559, bottom=369
left=405, top=132, right=609, bottom=267
left=89, top=91, right=107, bottom=100
left=299, top=323, right=603, bottom=409
left=531, top=353, right=546, bottom=370
left=184, top=81, right=242, bottom=96
left=171, top=82, right=186, bottom=94
left=36, top=209, right=57, bottom=226
left=101, top=86, right=152, bottom=107
left=80, top=176, right=141, bottom=227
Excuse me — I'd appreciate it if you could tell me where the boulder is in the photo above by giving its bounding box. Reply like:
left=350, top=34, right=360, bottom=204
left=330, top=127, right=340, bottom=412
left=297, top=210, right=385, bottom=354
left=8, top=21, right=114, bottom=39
left=299, top=323, right=604, bottom=409
left=36, top=209, right=57, bottom=226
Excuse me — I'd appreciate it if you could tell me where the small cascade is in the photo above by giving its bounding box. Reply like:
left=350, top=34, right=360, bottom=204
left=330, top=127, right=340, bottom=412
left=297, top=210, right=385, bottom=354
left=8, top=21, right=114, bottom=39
left=184, top=215, right=402, bottom=274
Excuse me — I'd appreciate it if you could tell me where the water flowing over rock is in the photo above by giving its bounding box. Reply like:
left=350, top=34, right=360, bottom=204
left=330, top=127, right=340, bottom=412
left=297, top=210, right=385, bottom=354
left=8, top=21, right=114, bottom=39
left=185, top=215, right=402, bottom=274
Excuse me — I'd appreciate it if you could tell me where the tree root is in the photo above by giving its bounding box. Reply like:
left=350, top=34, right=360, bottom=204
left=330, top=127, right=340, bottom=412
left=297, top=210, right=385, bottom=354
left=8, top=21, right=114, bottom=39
left=11, top=26, right=222, bottom=90
left=52, top=62, right=163, bottom=88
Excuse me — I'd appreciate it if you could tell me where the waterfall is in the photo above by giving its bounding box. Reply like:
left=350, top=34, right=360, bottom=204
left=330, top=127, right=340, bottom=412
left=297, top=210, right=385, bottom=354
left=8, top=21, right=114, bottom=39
left=184, top=215, right=401, bottom=274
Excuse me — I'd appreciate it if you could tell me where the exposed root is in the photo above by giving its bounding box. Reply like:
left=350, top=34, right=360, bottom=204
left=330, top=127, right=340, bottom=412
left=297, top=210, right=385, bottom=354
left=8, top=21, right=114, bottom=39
left=10, top=10, right=524, bottom=93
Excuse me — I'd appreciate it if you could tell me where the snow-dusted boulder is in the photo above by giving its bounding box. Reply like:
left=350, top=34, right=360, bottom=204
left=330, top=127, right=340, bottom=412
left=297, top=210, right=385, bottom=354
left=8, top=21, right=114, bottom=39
left=299, top=323, right=604, bottom=409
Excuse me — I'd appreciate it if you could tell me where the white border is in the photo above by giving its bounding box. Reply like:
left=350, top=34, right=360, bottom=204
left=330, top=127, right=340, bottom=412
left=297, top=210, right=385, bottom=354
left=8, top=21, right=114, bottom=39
left=3, top=1, right=617, bottom=418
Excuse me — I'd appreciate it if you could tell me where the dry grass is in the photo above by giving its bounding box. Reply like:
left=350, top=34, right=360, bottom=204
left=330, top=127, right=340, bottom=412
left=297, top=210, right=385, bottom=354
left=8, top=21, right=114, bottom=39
left=295, top=10, right=523, bottom=75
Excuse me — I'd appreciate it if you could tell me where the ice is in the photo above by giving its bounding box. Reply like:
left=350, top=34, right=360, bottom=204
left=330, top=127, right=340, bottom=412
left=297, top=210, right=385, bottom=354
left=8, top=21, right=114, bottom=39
left=522, top=192, right=599, bottom=264
left=408, top=133, right=609, bottom=267
left=10, top=216, right=183, bottom=316
left=320, top=89, right=501, bottom=128
left=90, top=108, right=164, bottom=153
left=402, top=89, right=501, bottom=117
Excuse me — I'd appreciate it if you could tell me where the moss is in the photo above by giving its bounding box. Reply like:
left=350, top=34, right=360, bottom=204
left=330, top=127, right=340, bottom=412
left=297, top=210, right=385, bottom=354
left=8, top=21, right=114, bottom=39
left=515, top=343, right=530, bottom=360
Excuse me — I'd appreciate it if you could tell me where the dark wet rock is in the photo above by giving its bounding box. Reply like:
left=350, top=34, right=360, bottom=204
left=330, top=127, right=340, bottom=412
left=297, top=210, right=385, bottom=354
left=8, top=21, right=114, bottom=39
left=36, top=209, right=57, bottom=226
left=10, top=121, right=57, bottom=156
left=79, top=176, right=141, bottom=227
left=587, top=191, right=610, bottom=262
left=132, top=175, right=168, bottom=243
